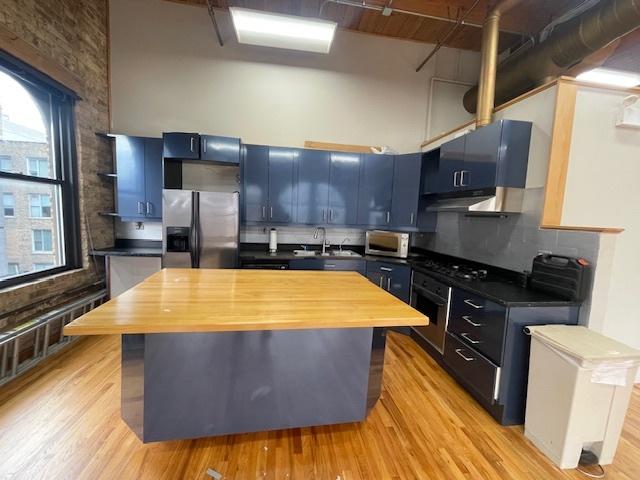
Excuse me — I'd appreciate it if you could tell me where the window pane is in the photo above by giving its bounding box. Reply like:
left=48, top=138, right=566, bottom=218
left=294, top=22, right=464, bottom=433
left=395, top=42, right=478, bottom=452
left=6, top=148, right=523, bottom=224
left=2, top=192, right=14, bottom=216
left=0, top=178, right=63, bottom=280
left=0, top=71, right=55, bottom=179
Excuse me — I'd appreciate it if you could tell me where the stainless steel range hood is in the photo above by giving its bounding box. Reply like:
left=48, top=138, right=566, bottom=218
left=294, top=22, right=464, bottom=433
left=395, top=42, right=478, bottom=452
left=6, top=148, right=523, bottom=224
left=425, top=187, right=524, bottom=215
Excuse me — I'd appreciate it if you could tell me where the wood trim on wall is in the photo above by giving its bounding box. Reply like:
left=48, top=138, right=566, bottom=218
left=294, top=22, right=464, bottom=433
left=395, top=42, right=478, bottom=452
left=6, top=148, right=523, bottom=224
left=0, top=24, right=84, bottom=96
left=304, top=141, right=377, bottom=154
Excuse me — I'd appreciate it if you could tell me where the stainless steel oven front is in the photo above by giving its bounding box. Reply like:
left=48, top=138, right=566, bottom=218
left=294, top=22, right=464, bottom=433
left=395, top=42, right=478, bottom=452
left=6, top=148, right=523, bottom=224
left=410, top=270, right=451, bottom=353
left=365, top=230, right=409, bottom=258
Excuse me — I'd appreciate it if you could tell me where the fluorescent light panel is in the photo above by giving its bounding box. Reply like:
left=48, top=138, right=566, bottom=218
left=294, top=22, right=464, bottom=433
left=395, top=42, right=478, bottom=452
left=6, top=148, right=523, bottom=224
left=576, top=67, right=640, bottom=88
left=229, top=7, right=337, bottom=54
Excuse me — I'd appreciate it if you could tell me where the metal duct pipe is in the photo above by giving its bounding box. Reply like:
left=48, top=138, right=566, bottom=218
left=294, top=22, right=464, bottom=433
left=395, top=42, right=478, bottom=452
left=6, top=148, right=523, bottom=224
left=465, top=0, right=640, bottom=114
left=476, top=0, right=524, bottom=127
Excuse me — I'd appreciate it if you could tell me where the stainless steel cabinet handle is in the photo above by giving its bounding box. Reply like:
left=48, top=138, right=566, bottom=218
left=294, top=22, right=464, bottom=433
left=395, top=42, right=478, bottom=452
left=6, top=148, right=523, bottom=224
left=461, top=332, right=481, bottom=344
left=329, top=209, right=333, bottom=221
left=380, top=266, right=393, bottom=272
left=146, top=202, right=152, bottom=216
left=379, top=276, right=384, bottom=288
left=262, top=206, right=266, bottom=219
left=386, top=211, right=390, bottom=223
left=322, top=209, right=326, bottom=221
left=190, top=137, right=195, bottom=152
left=460, top=170, right=470, bottom=187
left=387, top=278, right=391, bottom=290
left=455, top=348, right=475, bottom=362
left=270, top=206, right=273, bottom=219
left=137, top=201, right=144, bottom=214
left=203, top=138, right=207, bottom=153
left=325, top=264, right=336, bottom=268
left=453, top=171, right=460, bottom=187
left=410, top=212, right=415, bottom=225
left=464, top=299, right=483, bottom=309
left=463, top=315, right=483, bottom=327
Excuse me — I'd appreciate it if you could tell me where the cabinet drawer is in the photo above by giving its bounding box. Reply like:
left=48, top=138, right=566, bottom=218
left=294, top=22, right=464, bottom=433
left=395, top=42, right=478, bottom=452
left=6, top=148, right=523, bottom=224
left=322, top=259, right=365, bottom=274
left=289, top=259, right=323, bottom=270
left=444, top=332, right=499, bottom=404
left=449, top=289, right=506, bottom=364
left=365, top=261, right=405, bottom=276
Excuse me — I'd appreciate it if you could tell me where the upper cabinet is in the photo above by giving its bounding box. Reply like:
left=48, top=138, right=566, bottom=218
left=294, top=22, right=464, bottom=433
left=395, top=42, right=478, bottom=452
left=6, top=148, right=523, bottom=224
left=357, top=154, right=394, bottom=227
left=297, top=149, right=331, bottom=225
left=115, top=136, right=163, bottom=221
left=328, top=152, right=361, bottom=225
left=242, top=145, right=295, bottom=223
left=200, top=135, right=240, bottom=164
left=163, top=132, right=200, bottom=159
left=423, top=119, right=532, bottom=195
left=391, top=153, right=422, bottom=230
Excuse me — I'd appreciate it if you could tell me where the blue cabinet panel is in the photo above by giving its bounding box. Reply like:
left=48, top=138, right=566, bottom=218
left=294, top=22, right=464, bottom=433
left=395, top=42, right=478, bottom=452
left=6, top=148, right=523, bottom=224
left=163, top=132, right=200, bottom=159
left=116, top=136, right=146, bottom=220
left=268, top=147, right=296, bottom=223
left=143, top=138, right=163, bottom=220
left=365, top=261, right=411, bottom=303
left=437, top=136, right=465, bottom=193
left=243, top=144, right=269, bottom=222
left=297, top=149, right=330, bottom=224
left=391, top=153, right=422, bottom=229
left=357, top=154, right=394, bottom=227
left=201, top=135, right=240, bottom=164
left=328, top=152, right=360, bottom=225
left=290, top=258, right=365, bottom=274
left=461, top=121, right=502, bottom=190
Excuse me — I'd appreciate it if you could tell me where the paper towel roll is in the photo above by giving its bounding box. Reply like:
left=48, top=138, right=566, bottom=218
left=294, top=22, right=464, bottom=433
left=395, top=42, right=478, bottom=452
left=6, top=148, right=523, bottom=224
left=269, top=228, right=278, bottom=253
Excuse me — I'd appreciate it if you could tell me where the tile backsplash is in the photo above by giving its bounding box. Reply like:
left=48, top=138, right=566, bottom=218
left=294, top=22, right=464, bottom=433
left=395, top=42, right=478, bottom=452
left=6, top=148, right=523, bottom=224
left=115, top=219, right=162, bottom=241
left=241, top=226, right=366, bottom=247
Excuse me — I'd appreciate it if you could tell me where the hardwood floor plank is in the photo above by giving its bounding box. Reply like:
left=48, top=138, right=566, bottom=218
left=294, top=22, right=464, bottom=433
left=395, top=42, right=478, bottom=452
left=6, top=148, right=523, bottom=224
left=0, top=333, right=639, bottom=479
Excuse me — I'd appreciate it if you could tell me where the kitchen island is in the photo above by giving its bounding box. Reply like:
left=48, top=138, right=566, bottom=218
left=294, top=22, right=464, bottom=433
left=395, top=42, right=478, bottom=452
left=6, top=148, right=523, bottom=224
left=64, top=269, right=427, bottom=442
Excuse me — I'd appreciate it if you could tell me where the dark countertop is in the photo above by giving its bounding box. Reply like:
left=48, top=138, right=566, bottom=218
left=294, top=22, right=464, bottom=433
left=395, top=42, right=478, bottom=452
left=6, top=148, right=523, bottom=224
left=411, top=264, right=580, bottom=307
left=91, top=247, right=162, bottom=257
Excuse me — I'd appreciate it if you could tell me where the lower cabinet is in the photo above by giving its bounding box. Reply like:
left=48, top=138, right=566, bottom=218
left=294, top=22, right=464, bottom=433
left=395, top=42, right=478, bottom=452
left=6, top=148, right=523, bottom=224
left=289, top=258, right=365, bottom=274
left=365, top=260, right=411, bottom=303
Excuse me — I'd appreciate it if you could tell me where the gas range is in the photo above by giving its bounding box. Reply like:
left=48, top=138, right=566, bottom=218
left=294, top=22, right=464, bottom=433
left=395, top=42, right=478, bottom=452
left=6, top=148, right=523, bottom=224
left=418, top=259, right=495, bottom=282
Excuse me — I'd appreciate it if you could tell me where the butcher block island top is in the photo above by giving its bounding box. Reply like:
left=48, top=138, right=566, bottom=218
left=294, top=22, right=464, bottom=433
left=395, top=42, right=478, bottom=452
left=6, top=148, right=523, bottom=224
left=63, top=269, right=428, bottom=335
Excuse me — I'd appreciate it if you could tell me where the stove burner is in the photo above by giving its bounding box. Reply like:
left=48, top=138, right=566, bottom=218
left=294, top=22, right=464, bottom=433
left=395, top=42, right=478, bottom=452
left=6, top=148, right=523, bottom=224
left=419, top=260, right=495, bottom=282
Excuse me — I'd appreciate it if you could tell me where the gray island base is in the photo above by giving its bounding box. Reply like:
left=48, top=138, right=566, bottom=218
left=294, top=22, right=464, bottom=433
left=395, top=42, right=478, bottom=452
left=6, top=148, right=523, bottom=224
left=121, top=327, right=386, bottom=442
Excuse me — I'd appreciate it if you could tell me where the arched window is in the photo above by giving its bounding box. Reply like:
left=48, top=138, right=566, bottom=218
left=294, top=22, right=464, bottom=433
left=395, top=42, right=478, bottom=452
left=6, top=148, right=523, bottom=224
left=0, top=55, right=80, bottom=286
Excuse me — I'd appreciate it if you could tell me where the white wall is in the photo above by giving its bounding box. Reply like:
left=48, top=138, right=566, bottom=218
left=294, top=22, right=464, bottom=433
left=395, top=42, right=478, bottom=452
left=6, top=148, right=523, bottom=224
left=109, top=0, right=479, bottom=153
left=561, top=86, right=640, bottom=349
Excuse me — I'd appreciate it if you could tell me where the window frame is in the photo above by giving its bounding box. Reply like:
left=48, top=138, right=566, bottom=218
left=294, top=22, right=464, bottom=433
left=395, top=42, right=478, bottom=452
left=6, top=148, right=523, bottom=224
left=0, top=52, right=81, bottom=288
left=29, top=193, right=52, bottom=218
left=0, top=155, right=11, bottom=172
left=2, top=192, right=15, bottom=217
left=32, top=229, right=53, bottom=253
left=27, top=157, right=50, bottom=178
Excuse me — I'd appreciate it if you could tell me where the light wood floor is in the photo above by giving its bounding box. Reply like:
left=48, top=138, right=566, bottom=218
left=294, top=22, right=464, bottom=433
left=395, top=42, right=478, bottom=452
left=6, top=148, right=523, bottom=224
left=0, top=332, right=638, bottom=480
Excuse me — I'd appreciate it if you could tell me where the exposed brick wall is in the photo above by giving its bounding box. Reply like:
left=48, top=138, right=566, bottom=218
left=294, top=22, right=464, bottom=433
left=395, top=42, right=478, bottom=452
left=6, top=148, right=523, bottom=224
left=0, top=0, right=113, bottom=330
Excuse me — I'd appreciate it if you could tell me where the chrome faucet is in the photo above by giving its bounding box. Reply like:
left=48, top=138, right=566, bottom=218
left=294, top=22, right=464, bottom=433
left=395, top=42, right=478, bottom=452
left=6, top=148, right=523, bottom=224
left=313, top=227, right=330, bottom=255
left=340, top=237, right=351, bottom=252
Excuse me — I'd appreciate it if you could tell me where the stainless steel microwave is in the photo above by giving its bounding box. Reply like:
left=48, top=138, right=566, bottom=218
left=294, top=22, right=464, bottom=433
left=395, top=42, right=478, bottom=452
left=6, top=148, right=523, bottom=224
left=365, top=230, right=410, bottom=258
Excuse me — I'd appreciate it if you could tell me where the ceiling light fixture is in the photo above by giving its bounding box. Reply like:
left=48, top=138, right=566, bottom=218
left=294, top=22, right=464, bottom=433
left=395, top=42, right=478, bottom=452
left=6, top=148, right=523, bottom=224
left=229, top=7, right=337, bottom=54
left=576, top=67, right=640, bottom=88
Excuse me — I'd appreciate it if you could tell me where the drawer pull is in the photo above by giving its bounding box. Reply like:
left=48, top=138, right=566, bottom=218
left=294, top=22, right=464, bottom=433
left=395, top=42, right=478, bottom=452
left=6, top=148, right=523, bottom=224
left=380, top=266, right=393, bottom=272
left=455, top=349, right=475, bottom=362
left=461, top=332, right=481, bottom=344
left=463, top=315, right=483, bottom=327
left=325, top=264, right=336, bottom=268
left=464, top=299, right=483, bottom=309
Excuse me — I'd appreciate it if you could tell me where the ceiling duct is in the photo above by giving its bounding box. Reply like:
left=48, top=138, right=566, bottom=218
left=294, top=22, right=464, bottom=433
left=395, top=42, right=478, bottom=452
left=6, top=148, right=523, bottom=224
left=464, top=0, right=640, bottom=114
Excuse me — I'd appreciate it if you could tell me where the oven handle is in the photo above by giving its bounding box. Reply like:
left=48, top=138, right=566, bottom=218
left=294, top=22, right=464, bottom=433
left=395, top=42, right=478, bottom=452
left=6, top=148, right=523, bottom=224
left=411, top=284, right=448, bottom=307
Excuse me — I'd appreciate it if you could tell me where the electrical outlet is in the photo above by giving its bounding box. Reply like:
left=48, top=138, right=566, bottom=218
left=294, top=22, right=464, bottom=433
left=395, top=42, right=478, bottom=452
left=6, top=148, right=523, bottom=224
left=537, top=249, right=552, bottom=255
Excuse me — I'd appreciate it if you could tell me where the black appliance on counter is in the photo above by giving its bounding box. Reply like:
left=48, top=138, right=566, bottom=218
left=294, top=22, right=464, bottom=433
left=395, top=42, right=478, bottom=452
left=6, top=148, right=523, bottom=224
left=408, top=253, right=582, bottom=426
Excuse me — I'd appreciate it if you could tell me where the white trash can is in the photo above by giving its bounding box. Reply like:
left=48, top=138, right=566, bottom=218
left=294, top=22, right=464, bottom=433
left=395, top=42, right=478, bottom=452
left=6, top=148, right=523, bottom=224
left=524, top=325, right=640, bottom=469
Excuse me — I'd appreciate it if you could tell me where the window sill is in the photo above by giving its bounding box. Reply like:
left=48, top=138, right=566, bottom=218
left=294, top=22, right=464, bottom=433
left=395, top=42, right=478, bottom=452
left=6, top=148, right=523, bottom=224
left=0, top=267, right=84, bottom=293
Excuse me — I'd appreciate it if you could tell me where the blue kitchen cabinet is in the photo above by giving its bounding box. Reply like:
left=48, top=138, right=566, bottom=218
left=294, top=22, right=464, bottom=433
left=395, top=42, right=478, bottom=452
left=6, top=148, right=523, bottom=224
left=143, top=138, right=163, bottom=220
left=115, top=135, right=163, bottom=221
left=242, top=144, right=269, bottom=222
left=268, top=147, right=296, bottom=223
left=357, top=154, right=394, bottom=227
left=297, top=149, right=331, bottom=224
left=391, top=153, right=422, bottom=230
left=328, top=152, right=360, bottom=225
left=289, top=258, right=365, bottom=274
left=366, top=261, right=411, bottom=303
left=200, top=135, right=240, bottom=164
left=163, top=132, right=200, bottom=159
left=434, top=135, right=466, bottom=193
left=461, top=120, right=532, bottom=191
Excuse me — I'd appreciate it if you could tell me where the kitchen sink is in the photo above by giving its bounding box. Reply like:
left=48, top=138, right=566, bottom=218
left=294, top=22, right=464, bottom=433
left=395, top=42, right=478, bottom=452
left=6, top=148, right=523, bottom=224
left=293, top=250, right=318, bottom=256
left=329, top=250, right=361, bottom=257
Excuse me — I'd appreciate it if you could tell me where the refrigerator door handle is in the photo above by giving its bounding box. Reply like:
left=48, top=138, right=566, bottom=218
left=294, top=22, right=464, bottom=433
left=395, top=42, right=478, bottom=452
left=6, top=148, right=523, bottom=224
left=194, top=191, right=201, bottom=268
left=189, top=191, right=198, bottom=268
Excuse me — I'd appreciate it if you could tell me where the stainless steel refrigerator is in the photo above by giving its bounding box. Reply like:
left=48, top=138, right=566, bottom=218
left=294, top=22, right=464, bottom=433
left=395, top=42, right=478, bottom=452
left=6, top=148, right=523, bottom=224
left=162, top=190, right=239, bottom=268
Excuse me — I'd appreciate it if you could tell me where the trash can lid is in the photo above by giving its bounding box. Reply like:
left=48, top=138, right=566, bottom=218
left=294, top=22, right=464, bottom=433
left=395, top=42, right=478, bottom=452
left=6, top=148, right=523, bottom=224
left=526, top=325, right=640, bottom=362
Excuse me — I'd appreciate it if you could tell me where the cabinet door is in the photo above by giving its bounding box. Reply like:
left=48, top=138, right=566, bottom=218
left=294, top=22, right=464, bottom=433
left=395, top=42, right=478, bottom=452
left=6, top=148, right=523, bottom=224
left=243, top=144, right=269, bottom=222
left=322, top=259, right=365, bottom=274
left=268, top=147, right=295, bottom=223
left=143, top=138, right=163, bottom=220
left=201, top=135, right=240, bottom=164
left=289, top=259, right=323, bottom=270
left=461, top=121, right=501, bottom=190
left=391, top=153, right=421, bottom=229
left=328, top=152, right=360, bottom=225
left=436, top=136, right=465, bottom=193
left=115, top=136, right=146, bottom=220
left=366, top=271, right=385, bottom=289
left=297, top=149, right=330, bottom=224
left=387, top=266, right=411, bottom=303
left=162, top=132, right=200, bottom=159
left=357, top=154, right=394, bottom=227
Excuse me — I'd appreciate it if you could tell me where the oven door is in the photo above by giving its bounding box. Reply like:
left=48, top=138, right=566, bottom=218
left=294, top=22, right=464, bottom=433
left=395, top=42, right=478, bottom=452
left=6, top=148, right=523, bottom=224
left=411, top=284, right=449, bottom=353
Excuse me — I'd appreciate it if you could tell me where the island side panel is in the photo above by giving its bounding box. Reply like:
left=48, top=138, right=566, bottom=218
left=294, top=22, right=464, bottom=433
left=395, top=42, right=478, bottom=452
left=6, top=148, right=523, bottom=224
left=366, top=327, right=387, bottom=411
left=121, top=328, right=379, bottom=442
left=121, top=334, right=145, bottom=439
